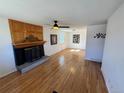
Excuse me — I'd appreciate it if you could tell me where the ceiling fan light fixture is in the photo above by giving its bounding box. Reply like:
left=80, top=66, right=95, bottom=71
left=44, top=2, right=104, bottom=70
left=53, top=20, right=59, bottom=30
left=53, top=24, right=59, bottom=30
left=53, top=26, right=59, bottom=30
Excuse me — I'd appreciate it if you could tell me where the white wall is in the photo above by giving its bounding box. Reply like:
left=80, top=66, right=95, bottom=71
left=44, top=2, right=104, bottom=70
left=43, top=26, right=87, bottom=55
left=43, top=26, right=69, bottom=56
left=68, top=26, right=87, bottom=49
left=85, top=24, right=106, bottom=62
left=102, top=3, right=124, bottom=93
left=0, top=17, right=16, bottom=78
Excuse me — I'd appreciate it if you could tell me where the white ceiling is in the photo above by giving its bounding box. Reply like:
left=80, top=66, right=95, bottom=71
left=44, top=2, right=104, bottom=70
left=0, top=0, right=123, bottom=26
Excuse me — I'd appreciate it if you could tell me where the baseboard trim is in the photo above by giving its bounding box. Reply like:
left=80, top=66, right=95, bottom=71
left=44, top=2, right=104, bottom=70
left=85, top=58, right=102, bottom=63
left=101, top=67, right=111, bottom=93
left=0, top=68, right=17, bottom=78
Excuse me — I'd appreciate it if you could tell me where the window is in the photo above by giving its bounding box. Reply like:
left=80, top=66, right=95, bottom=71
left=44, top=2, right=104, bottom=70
left=60, top=32, right=65, bottom=44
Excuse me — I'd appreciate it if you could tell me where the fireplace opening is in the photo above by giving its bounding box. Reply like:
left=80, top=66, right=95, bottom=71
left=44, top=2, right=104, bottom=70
left=13, top=45, right=45, bottom=66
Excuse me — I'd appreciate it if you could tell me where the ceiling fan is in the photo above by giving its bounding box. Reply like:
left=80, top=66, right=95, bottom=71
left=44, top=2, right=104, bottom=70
left=46, top=20, right=70, bottom=30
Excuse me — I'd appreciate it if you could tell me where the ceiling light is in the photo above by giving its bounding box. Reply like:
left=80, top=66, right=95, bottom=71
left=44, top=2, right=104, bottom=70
left=53, top=20, right=59, bottom=30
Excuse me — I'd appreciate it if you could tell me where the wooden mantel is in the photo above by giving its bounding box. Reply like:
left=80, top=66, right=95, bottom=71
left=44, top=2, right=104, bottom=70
left=13, top=41, right=46, bottom=48
left=9, top=19, right=46, bottom=48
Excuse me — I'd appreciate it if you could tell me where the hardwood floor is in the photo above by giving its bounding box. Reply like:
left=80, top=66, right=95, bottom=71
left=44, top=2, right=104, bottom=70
left=0, top=49, right=108, bottom=93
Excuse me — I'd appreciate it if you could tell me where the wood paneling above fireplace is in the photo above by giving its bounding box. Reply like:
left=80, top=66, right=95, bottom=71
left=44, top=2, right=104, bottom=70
left=9, top=19, right=45, bottom=48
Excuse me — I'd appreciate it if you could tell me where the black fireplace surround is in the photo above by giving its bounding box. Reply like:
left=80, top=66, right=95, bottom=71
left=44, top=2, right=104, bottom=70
left=13, top=45, right=45, bottom=66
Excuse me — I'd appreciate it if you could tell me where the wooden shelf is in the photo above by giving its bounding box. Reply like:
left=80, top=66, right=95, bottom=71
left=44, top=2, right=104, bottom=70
left=13, top=41, right=46, bottom=48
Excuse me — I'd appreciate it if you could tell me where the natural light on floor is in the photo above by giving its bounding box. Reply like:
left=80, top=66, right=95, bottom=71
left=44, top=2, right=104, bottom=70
left=70, top=49, right=80, bottom=52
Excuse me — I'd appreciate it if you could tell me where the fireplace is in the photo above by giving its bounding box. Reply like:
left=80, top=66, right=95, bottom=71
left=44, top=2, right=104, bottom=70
left=8, top=19, right=48, bottom=73
left=13, top=45, right=45, bottom=66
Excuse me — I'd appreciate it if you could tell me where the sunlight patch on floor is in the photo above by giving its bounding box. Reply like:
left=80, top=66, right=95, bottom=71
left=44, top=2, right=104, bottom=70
left=59, top=56, right=65, bottom=66
left=70, top=67, right=75, bottom=74
left=70, top=49, right=80, bottom=52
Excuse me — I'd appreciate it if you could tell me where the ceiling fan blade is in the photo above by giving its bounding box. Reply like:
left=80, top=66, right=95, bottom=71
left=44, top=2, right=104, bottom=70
left=59, top=26, right=70, bottom=28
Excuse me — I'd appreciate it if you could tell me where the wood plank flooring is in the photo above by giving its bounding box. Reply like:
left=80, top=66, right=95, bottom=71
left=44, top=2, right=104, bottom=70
left=0, top=49, right=108, bottom=93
